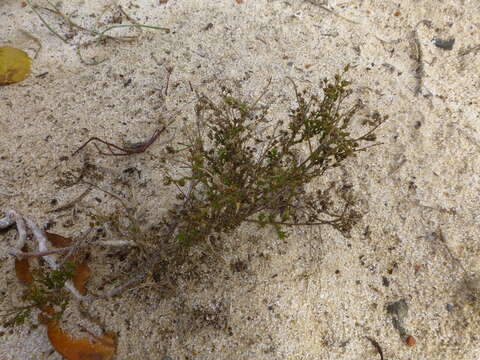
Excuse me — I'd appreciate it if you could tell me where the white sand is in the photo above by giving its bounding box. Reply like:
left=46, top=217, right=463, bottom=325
left=1, top=0, right=480, bottom=359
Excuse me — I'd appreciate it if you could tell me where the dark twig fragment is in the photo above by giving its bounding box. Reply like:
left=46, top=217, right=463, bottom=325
left=412, top=20, right=432, bottom=96
left=365, top=337, right=384, bottom=360
left=72, top=127, right=167, bottom=156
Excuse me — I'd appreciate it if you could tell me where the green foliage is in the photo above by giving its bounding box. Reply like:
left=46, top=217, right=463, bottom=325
left=164, top=66, right=387, bottom=248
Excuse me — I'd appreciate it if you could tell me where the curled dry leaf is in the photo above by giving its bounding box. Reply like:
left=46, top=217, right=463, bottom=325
left=47, top=321, right=116, bottom=360
left=0, top=46, right=32, bottom=85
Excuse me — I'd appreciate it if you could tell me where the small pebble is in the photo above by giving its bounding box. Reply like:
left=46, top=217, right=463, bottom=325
left=406, top=335, right=416, bottom=346
left=434, top=37, right=455, bottom=50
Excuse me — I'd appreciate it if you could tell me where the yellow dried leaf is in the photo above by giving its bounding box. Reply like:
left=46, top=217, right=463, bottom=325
left=0, top=46, right=32, bottom=85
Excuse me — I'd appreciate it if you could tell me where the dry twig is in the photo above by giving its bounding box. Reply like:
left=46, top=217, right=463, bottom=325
left=412, top=20, right=432, bottom=96
left=72, top=127, right=167, bottom=156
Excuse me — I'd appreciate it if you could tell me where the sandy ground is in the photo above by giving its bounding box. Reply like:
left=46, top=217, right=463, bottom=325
left=1, top=0, right=480, bottom=359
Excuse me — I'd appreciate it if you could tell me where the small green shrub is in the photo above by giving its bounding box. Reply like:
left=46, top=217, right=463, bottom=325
left=163, top=66, right=386, bottom=250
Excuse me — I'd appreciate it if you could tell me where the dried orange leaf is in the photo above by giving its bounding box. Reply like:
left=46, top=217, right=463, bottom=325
left=38, top=306, right=57, bottom=325
left=46, top=233, right=91, bottom=294
left=0, top=46, right=32, bottom=85
left=46, top=232, right=73, bottom=247
left=72, top=263, right=91, bottom=295
left=14, top=246, right=34, bottom=285
left=47, top=321, right=116, bottom=360
left=15, top=257, right=33, bottom=284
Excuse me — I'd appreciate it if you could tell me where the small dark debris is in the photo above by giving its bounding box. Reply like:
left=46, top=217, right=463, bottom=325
left=365, top=336, right=384, bottom=360
left=359, top=255, right=365, bottom=266
left=203, top=23, right=214, bottom=31
left=363, top=225, right=371, bottom=239
left=123, top=78, right=132, bottom=87
left=44, top=220, right=55, bottom=230
left=111, top=14, right=123, bottom=24
left=65, top=32, right=75, bottom=41
left=408, top=181, right=417, bottom=191
left=387, top=299, right=409, bottom=337
left=123, top=167, right=140, bottom=177
left=382, top=63, right=395, bottom=73
left=35, top=72, right=49, bottom=78
left=230, top=259, right=248, bottom=273
left=59, top=155, right=69, bottom=161
left=335, top=269, right=340, bottom=274
left=50, top=198, right=58, bottom=206
left=286, top=61, right=294, bottom=67
left=152, top=260, right=170, bottom=283
left=389, top=262, right=398, bottom=273
left=434, top=37, right=455, bottom=50
left=387, top=299, right=408, bottom=318
left=382, top=276, right=390, bottom=287
left=446, top=303, right=454, bottom=312
left=414, top=121, right=422, bottom=129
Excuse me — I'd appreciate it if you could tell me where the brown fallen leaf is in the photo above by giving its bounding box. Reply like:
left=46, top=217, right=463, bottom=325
left=47, top=321, right=116, bottom=360
left=15, top=245, right=34, bottom=285
left=72, top=263, right=91, bottom=295
left=46, top=232, right=73, bottom=248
